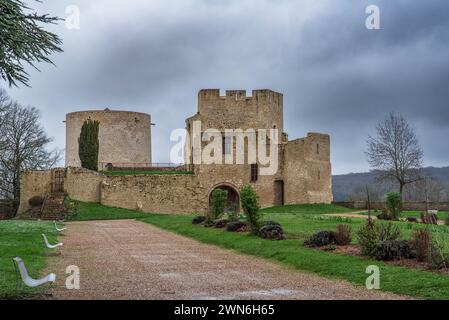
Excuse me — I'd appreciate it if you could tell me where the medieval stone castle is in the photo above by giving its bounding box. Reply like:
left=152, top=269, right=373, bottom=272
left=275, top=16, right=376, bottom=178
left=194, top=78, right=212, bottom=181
left=18, top=89, right=332, bottom=215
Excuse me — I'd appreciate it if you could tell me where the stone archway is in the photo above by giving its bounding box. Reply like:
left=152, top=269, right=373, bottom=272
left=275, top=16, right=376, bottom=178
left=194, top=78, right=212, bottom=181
left=208, top=183, right=240, bottom=214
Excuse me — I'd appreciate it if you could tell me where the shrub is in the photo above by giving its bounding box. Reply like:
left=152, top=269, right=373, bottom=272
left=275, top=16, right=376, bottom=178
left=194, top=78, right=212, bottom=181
left=386, top=192, right=402, bottom=219
left=410, top=229, right=431, bottom=262
left=428, top=235, right=448, bottom=270
left=213, top=219, right=229, bottom=228
left=78, top=119, right=100, bottom=171
left=421, top=212, right=438, bottom=225
left=192, top=216, right=206, bottom=225
left=259, top=221, right=284, bottom=240
left=210, top=189, right=228, bottom=219
left=226, top=221, right=247, bottom=232
left=28, top=196, right=44, bottom=207
left=262, top=221, right=282, bottom=227
left=377, top=209, right=392, bottom=221
left=240, top=185, right=260, bottom=235
left=356, top=220, right=379, bottom=256
left=335, top=224, right=352, bottom=245
left=374, top=240, right=415, bottom=261
left=376, top=223, right=401, bottom=241
left=445, top=215, right=449, bottom=226
left=305, top=231, right=336, bottom=247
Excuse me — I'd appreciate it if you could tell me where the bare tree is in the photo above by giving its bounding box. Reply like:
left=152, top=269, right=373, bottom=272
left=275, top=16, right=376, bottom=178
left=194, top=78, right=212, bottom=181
left=0, top=92, right=61, bottom=204
left=403, top=176, right=449, bottom=202
left=366, top=112, right=423, bottom=197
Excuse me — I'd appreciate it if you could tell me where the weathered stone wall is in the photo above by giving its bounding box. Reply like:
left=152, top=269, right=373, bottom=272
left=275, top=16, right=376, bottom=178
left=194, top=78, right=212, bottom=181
left=65, top=167, right=104, bottom=203
left=282, top=133, right=332, bottom=205
left=18, top=167, right=103, bottom=213
left=101, top=174, right=207, bottom=214
left=196, top=89, right=284, bottom=133
left=303, top=133, right=333, bottom=203
left=18, top=170, right=52, bottom=213
left=65, top=110, right=152, bottom=169
left=283, top=138, right=308, bottom=204
left=185, top=89, right=333, bottom=207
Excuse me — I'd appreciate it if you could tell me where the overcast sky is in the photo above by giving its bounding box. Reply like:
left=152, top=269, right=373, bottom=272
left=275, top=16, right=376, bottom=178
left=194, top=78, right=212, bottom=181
left=4, top=0, right=449, bottom=174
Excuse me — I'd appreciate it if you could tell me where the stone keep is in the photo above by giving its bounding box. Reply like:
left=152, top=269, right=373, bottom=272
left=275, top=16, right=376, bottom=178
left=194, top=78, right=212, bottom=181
left=65, top=110, right=152, bottom=169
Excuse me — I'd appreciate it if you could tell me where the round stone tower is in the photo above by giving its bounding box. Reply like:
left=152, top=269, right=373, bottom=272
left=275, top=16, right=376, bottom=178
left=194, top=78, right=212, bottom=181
left=65, top=109, right=152, bottom=169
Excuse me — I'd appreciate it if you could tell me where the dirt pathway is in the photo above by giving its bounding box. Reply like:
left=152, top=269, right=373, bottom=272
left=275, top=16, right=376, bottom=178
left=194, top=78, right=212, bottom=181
left=47, top=219, right=408, bottom=300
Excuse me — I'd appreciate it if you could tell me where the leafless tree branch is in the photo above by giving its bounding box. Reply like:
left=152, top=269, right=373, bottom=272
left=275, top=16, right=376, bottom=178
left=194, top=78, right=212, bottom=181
left=365, top=112, right=424, bottom=196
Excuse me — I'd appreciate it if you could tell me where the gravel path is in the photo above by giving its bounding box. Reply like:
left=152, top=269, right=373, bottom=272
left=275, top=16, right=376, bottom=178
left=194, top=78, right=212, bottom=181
left=47, top=219, right=407, bottom=300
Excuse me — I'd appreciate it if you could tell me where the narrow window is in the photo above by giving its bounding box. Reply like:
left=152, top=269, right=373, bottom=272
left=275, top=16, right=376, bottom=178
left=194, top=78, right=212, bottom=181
left=251, top=163, right=259, bottom=182
left=316, top=143, right=320, bottom=154
left=223, top=135, right=232, bottom=155
left=318, top=170, right=321, bottom=180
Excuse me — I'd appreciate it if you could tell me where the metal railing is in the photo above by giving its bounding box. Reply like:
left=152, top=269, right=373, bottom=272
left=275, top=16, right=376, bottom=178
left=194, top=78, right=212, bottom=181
left=99, top=162, right=194, bottom=172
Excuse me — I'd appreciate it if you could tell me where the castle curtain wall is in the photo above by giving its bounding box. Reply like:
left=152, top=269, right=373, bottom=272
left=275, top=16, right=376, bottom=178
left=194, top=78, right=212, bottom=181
left=18, top=170, right=53, bottom=213
left=65, top=167, right=103, bottom=203
left=100, top=174, right=208, bottom=214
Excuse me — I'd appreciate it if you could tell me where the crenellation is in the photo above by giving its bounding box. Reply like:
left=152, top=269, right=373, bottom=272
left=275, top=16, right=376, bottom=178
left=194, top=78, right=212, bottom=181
left=225, top=90, right=246, bottom=100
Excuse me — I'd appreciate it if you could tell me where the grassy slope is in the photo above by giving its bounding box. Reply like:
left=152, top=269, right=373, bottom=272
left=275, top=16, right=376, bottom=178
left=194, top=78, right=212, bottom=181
left=68, top=201, right=152, bottom=221
left=260, top=203, right=354, bottom=214
left=0, top=221, right=59, bottom=298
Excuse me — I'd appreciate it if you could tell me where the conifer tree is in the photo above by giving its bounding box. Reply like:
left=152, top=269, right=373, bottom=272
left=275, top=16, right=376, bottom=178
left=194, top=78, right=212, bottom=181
left=78, top=120, right=100, bottom=171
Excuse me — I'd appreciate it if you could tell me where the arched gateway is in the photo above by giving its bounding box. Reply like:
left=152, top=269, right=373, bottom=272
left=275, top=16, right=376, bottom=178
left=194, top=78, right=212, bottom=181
left=208, top=183, right=240, bottom=214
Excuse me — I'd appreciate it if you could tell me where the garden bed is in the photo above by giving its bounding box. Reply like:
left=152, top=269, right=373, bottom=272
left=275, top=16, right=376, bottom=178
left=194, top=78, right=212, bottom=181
left=317, top=244, right=449, bottom=275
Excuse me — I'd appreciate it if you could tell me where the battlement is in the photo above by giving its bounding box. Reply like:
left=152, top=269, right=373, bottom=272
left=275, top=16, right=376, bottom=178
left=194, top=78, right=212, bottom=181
left=198, top=89, right=283, bottom=103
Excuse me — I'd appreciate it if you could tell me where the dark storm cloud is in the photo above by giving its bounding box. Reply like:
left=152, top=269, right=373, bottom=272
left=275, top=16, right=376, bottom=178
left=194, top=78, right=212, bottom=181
left=5, top=0, right=449, bottom=174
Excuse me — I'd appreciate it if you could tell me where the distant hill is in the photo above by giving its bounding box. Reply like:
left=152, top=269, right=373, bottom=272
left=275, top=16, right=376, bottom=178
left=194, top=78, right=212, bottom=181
left=332, top=166, right=449, bottom=201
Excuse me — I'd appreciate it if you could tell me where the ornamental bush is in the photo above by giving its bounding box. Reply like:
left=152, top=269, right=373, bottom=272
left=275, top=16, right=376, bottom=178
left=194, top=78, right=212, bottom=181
left=259, top=221, right=284, bottom=240
left=410, top=228, right=431, bottom=262
left=356, top=220, right=379, bottom=256
left=386, top=192, right=402, bottom=220
left=240, top=185, right=260, bottom=235
left=305, top=231, right=336, bottom=247
left=226, top=221, right=247, bottom=232
left=210, top=189, right=228, bottom=219
left=376, top=222, right=401, bottom=241
left=374, top=240, right=415, bottom=261
left=335, top=224, right=352, bottom=245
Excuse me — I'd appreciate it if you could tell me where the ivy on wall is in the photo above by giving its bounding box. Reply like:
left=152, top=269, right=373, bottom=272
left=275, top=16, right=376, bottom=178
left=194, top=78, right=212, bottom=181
left=78, top=119, right=100, bottom=171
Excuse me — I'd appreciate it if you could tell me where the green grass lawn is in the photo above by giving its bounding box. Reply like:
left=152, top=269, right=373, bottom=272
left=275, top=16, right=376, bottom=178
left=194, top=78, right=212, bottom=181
left=68, top=201, right=152, bottom=221
left=0, top=220, right=59, bottom=298
left=66, top=201, right=449, bottom=299
left=260, top=203, right=354, bottom=214
left=100, top=170, right=193, bottom=176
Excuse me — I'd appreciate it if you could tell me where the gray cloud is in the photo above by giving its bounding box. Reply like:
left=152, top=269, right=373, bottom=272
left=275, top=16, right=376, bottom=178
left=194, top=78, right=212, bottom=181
left=4, top=0, right=449, bottom=174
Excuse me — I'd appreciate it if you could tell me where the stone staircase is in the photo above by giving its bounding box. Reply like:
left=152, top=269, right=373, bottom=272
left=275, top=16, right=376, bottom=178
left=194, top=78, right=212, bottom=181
left=41, top=192, right=66, bottom=220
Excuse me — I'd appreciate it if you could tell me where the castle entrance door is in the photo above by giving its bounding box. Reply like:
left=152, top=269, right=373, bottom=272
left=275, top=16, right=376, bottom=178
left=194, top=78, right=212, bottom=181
left=209, top=185, right=240, bottom=214
left=52, top=169, right=66, bottom=193
left=274, top=180, right=284, bottom=206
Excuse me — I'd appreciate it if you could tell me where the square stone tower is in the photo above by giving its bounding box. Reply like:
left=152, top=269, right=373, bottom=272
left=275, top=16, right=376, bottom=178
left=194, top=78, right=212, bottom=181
left=185, top=89, right=333, bottom=209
